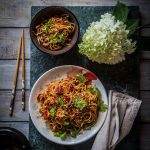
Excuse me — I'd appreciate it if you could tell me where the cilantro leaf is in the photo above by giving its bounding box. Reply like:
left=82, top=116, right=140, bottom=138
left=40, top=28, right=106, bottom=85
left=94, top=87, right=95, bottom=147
left=99, top=101, right=107, bottom=112
left=59, top=132, right=67, bottom=140
left=45, top=21, right=51, bottom=31
left=88, top=86, right=96, bottom=93
left=57, top=33, right=64, bottom=44
left=88, top=86, right=106, bottom=112
left=74, top=96, right=87, bottom=110
left=88, top=86, right=101, bottom=98
left=70, top=128, right=80, bottom=138
left=53, top=131, right=67, bottom=140
left=58, top=97, right=64, bottom=106
left=95, top=87, right=102, bottom=101
left=64, top=121, right=70, bottom=126
left=76, top=73, right=88, bottom=83
left=50, top=106, right=56, bottom=117
left=84, top=125, right=92, bottom=130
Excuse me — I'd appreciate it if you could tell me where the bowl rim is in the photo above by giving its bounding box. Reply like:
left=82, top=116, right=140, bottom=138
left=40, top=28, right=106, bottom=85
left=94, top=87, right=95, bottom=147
left=30, top=6, right=80, bottom=55
left=0, top=127, right=31, bottom=149
left=29, top=65, right=108, bottom=145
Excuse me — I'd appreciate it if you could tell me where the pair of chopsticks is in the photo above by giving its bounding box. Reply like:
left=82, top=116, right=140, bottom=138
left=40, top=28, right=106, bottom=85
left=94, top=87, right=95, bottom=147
left=9, top=30, right=25, bottom=116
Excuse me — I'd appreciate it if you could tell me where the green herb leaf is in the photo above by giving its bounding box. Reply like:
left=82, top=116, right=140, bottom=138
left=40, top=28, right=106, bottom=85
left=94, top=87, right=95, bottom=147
left=53, top=132, right=58, bottom=137
left=88, top=86, right=105, bottom=112
left=94, top=88, right=105, bottom=111
left=74, top=96, right=87, bottom=110
left=50, top=106, right=56, bottom=117
left=57, top=34, right=64, bottom=44
left=45, top=21, right=51, bottom=31
left=50, top=34, right=64, bottom=44
left=88, top=86, right=95, bottom=93
left=60, top=132, right=67, bottom=140
left=112, top=1, right=129, bottom=23
left=84, top=125, right=92, bottom=130
left=88, top=86, right=100, bottom=97
left=76, top=73, right=88, bottom=83
left=99, top=101, right=107, bottom=112
left=126, top=19, right=139, bottom=37
left=70, top=121, right=75, bottom=125
left=64, top=121, right=70, bottom=126
left=58, top=97, right=64, bottom=106
left=94, top=87, right=102, bottom=101
left=70, top=131, right=77, bottom=138
left=53, top=131, right=67, bottom=140
left=70, top=128, right=80, bottom=138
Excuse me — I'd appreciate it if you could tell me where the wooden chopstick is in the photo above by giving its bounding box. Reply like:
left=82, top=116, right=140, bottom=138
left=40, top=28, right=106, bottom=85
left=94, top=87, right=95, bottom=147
left=9, top=31, right=23, bottom=116
left=21, top=30, right=25, bottom=111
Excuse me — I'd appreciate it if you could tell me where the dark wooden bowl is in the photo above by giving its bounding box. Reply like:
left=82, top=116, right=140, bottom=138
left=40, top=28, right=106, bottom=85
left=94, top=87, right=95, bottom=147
left=30, top=6, right=79, bottom=55
left=0, top=127, right=31, bottom=150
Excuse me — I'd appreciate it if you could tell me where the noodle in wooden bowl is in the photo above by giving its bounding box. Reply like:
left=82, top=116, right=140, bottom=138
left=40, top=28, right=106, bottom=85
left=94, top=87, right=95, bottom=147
left=30, top=7, right=79, bottom=55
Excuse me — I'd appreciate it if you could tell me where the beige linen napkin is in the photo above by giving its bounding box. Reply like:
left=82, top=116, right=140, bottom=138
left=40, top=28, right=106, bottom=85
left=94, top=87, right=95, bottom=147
left=92, top=90, right=142, bottom=150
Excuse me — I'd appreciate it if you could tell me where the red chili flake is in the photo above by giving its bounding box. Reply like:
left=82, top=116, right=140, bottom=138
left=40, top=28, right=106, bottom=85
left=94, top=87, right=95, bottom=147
left=64, top=96, right=70, bottom=102
left=45, top=100, right=50, bottom=106
left=37, top=94, right=41, bottom=101
left=55, top=86, right=62, bottom=94
left=53, top=98, right=58, bottom=105
left=56, top=117, right=63, bottom=122
left=69, top=84, right=74, bottom=92
left=78, top=93, right=83, bottom=97
left=43, top=112, right=49, bottom=120
left=61, top=21, right=65, bottom=25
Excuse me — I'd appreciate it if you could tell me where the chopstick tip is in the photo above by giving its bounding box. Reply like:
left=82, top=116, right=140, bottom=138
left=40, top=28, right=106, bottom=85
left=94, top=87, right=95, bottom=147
left=9, top=107, right=13, bottom=117
left=22, top=102, right=25, bottom=111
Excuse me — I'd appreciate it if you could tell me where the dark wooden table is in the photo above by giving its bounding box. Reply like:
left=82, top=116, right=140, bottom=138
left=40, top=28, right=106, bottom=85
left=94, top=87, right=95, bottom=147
left=0, top=0, right=150, bottom=149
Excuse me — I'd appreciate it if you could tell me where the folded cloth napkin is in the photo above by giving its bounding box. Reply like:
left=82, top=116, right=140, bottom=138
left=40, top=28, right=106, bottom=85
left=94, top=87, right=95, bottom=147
left=92, top=90, right=142, bottom=150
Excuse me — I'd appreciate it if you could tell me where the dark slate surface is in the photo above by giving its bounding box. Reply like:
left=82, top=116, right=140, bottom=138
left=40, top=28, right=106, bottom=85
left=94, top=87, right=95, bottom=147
left=30, top=6, right=140, bottom=150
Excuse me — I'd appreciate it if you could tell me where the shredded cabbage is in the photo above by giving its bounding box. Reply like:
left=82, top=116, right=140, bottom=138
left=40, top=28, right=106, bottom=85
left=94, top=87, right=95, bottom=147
left=79, top=13, right=136, bottom=64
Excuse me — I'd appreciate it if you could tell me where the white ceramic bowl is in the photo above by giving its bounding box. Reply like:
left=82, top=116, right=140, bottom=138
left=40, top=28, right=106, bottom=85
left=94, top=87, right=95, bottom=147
left=29, top=65, right=108, bottom=145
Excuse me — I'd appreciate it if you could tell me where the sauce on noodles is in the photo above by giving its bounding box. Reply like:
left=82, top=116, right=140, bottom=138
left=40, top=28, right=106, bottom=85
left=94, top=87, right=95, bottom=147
left=37, top=72, right=106, bottom=140
left=34, top=14, right=75, bottom=51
